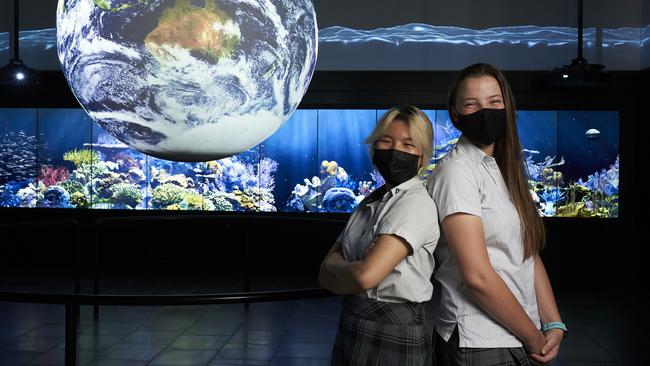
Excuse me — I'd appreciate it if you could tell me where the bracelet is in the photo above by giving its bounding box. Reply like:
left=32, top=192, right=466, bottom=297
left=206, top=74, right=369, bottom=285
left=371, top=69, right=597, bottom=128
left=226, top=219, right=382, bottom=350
left=542, top=321, right=568, bottom=338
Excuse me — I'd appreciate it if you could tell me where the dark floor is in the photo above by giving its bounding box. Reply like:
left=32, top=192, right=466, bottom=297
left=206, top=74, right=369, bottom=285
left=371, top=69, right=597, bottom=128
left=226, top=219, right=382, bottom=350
left=1, top=270, right=648, bottom=366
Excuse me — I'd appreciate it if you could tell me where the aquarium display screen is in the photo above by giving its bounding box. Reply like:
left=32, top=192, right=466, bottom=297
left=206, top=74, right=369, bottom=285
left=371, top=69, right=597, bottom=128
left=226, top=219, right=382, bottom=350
left=0, top=108, right=619, bottom=218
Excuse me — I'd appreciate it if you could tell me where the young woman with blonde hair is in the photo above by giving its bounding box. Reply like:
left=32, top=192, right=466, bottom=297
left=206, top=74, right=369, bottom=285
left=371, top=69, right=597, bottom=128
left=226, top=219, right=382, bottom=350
left=320, top=105, right=439, bottom=366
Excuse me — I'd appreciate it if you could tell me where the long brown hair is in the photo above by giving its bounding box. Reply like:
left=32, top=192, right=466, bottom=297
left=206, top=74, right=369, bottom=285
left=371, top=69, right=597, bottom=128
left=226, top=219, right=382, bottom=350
left=447, top=63, right=545, bottom=259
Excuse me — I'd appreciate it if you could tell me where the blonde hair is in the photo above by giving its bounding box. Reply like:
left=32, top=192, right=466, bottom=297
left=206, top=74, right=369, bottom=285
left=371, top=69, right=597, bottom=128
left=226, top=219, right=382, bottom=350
left=364, top=105, right=434, bottom=171
left=448, top=63, right=545, bottom=259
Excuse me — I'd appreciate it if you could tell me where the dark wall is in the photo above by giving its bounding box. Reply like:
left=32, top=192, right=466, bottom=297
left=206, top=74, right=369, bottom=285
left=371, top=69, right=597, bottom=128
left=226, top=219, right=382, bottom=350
left=0, top=0, right=57, bottom=33
left=0, top=209, right=348, bottom=286
left=634, top=69, right=648, bottom=285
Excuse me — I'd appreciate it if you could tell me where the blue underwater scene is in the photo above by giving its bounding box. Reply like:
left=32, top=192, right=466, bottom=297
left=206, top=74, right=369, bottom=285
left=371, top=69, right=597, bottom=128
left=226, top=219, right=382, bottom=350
left=0, top=108, right=619, bottom=217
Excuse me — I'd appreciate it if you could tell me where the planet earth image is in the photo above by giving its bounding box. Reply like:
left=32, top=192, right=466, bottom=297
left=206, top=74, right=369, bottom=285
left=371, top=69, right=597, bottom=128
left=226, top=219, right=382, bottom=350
left=56, top=0, right=318, bottom=161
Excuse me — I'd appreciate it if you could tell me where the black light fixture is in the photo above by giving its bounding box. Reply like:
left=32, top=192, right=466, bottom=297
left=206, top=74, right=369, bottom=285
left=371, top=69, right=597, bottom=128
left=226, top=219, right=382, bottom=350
left=545, top=0, right=610, bottom=87
left=0, top=0, right=40, bottom=86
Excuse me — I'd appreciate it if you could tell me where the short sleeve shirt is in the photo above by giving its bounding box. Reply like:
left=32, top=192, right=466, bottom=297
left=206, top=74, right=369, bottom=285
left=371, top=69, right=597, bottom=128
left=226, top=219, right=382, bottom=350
left=337, top=176, right=440, bottom=303
left=427, top=135, right=540, bottom=348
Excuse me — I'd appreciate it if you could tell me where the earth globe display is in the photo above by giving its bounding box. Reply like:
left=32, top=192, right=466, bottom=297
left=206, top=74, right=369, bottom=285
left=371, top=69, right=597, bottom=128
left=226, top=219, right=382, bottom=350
left=56, top=0, right=318, bottom=161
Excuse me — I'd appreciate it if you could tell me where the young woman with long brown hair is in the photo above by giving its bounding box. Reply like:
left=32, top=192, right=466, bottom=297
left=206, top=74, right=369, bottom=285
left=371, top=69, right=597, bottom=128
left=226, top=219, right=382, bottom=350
left=428, top=63, right=566, bottom=365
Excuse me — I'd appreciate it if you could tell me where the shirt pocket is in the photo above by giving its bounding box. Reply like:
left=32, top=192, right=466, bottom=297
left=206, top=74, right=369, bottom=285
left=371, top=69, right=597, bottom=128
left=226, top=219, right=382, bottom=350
left=355, top=224, right=379, bottom=259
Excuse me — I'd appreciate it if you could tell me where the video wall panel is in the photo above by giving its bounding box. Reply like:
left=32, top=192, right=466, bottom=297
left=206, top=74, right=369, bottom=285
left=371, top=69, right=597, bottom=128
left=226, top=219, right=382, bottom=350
left=0, top=108, right=620, bottom=218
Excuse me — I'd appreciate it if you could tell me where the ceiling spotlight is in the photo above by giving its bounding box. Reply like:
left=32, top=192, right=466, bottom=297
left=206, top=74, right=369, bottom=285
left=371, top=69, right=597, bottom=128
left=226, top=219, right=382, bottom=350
left=0, top=59, right=39, bottom=86
left=0, top=0, right=40, bottom=86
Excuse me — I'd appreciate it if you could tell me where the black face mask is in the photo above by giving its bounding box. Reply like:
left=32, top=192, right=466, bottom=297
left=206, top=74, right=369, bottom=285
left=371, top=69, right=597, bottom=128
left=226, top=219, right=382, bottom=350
left=372, top=148, right=420, bottom=187
left=453, top=108, right=507, bottom=145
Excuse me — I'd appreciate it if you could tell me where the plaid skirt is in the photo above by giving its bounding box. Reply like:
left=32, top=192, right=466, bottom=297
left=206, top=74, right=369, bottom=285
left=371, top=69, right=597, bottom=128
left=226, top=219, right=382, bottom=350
left=435, top=326, right=532, bottom=366
left=331, top=295, right=432, bottom=366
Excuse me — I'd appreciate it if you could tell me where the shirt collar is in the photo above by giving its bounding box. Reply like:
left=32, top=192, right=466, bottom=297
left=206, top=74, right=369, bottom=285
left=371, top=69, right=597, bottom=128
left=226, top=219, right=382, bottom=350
left=362, top=176, right=421, bottom=205
left=389, top=175, right=422, bottom=195
left=362, top=185, right=386, bottom=205
left=456, top=135, right=494, bottom=165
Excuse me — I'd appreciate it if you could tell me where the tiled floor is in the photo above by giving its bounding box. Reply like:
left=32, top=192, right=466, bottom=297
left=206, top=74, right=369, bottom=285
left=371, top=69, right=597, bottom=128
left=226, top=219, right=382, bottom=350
left=1, top=270, right=648, bottom=365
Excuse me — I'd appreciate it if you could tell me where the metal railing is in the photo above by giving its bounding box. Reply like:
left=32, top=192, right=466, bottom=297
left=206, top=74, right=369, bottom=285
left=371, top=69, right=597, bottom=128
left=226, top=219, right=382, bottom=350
left=0, top=288, right=334, bottom=366
left=0, top=215, right=344, bottom=366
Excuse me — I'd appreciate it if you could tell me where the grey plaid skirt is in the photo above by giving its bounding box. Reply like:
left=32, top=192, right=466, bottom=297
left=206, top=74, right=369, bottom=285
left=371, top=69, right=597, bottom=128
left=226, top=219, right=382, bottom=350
left=331, top=295, right=432, bottom=366
left=435, top=326, right=532, bottom=366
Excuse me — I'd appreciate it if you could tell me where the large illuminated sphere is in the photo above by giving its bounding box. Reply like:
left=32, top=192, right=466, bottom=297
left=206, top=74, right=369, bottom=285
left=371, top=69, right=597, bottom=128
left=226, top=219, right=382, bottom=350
left=57, top=0, right=317, bottom=161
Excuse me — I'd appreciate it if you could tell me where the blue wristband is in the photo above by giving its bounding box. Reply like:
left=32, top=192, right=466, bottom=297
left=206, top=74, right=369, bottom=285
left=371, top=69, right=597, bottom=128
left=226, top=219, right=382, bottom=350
left=542, top=321, right=568, bottom=338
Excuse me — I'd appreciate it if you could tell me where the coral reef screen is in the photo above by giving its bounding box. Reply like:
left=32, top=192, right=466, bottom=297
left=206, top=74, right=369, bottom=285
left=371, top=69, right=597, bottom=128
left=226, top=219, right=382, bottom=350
left=0, top=108, right=619, bottom=218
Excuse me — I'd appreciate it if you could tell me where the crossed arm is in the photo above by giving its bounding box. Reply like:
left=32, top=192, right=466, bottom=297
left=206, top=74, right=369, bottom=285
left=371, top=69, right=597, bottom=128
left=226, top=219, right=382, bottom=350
left=318, top=234, right=411, bottom=295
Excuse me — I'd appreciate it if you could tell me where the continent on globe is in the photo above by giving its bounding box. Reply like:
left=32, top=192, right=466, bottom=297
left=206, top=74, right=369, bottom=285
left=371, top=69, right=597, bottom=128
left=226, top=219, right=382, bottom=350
left=92, top=0, right=147, bottom=13
left=145, top=0, right=241, bottom=64
left=57, top=0, right=318, bottom=162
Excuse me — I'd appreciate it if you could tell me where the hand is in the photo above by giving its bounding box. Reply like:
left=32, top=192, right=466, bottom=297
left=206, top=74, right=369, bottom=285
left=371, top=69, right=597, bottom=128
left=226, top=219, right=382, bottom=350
left=524, top=330, right=546, bottom=356
left=529, top=329, right=563, bottom=365
left=324, top=251, right=345, bottom=273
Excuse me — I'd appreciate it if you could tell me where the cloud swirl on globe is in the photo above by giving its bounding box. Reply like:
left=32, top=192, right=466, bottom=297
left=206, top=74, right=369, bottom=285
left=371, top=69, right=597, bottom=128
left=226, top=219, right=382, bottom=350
left=57, top=0, right=318, bottom=161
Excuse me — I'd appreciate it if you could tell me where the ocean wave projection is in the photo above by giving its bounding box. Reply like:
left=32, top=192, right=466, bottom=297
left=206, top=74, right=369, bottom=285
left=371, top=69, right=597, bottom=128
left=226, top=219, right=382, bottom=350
left=318, top=24, right=647, bottom=48
left=1, top=24, right=649, bottom=70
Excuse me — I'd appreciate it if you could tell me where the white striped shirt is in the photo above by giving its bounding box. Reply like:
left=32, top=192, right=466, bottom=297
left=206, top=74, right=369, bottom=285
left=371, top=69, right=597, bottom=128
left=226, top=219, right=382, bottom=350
left=427, top=135, right=540, bottom=348
left=338, top=176, right=440, bottom=303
